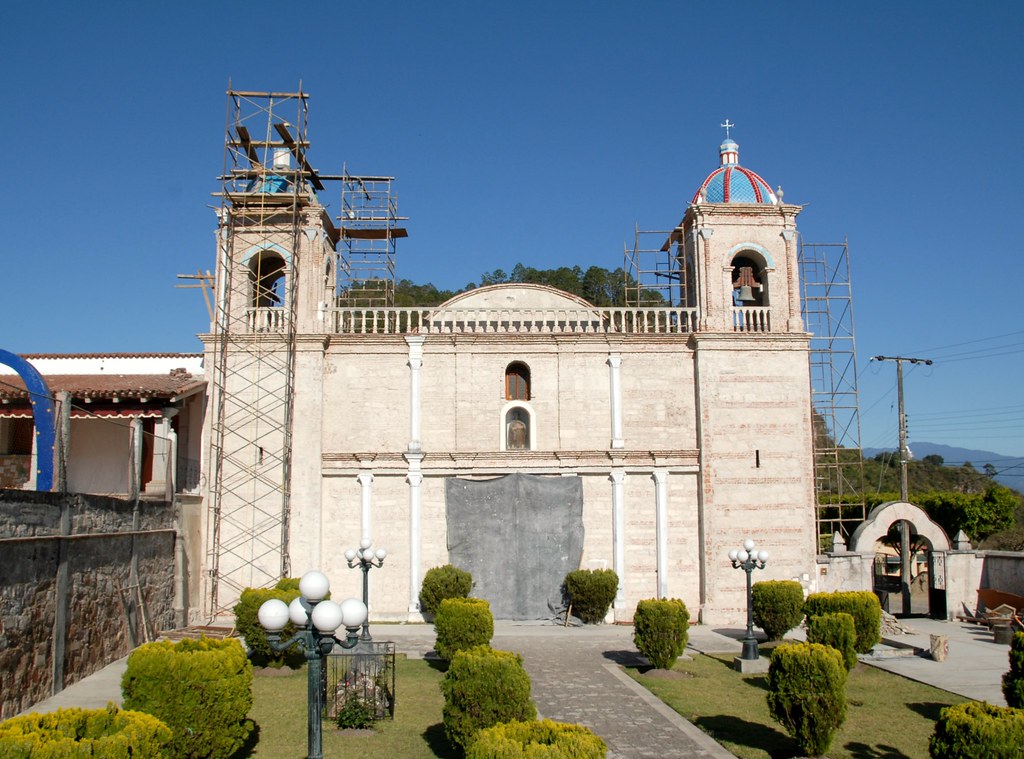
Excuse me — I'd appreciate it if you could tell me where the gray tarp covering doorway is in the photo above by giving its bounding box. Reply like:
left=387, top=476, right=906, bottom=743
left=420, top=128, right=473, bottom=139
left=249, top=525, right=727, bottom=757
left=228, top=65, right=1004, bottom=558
left=445, top=473, right=584, bottom=620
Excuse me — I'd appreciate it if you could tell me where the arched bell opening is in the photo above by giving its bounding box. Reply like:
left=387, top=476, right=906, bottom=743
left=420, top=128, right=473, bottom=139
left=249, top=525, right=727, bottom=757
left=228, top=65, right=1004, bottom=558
left=249, top=251, right=288, bottom=309
left=730, top=254, right=768, bottom=307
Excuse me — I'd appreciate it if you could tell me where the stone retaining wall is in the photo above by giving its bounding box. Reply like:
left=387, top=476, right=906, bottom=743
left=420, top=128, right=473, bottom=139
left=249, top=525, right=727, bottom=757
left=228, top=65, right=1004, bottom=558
left=0, top=490, right=176, bottom=718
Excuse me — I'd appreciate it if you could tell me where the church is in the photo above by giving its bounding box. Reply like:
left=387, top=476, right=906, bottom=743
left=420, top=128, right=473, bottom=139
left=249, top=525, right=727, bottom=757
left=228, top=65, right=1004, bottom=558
left=199, top=90, right=817, bottom=626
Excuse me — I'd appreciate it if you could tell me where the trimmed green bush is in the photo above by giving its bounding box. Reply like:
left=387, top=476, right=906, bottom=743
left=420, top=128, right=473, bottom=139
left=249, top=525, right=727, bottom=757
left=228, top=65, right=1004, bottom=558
left=564, top=569, right=619, bottom=624
left=435, top=597, right=494, bottom=661
left=420, top=564, right=473, bottom=616
left=1002, top=631, right=1024, bottom=707
left=121, top=637, right=254, bottom=759
left=233, top=578, right=304, bottom=666
left=0, top=703, right=171, bottom=758
left=467, top=719, right=607, bottom=758
left=807, top=611, right=858, bottom=671
left=930, top=701, right=1024, bottom=758
left=767, top=642, right=848, bottom=757
left=751, top=580, right=805, bottom=641
left=804, top=590, right=882, bottom=654
left=632, top=598, right=690, bottom=670
left=440, top=645, right=537, bottom=752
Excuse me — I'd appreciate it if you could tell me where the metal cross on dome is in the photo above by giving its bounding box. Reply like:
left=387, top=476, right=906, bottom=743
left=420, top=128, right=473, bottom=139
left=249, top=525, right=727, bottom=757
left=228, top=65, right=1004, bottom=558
left=721, top=119, right=735, bottom=138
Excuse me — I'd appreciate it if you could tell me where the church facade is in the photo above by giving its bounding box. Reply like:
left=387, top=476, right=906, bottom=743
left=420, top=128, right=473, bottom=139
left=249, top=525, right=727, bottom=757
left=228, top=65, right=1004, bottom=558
left=200, top=114, right=817, bottom=625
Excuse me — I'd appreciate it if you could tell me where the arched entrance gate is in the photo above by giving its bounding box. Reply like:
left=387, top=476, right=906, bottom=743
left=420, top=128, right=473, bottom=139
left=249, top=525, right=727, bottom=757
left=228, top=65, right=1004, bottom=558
left=849, top=501, right=951, bottom=619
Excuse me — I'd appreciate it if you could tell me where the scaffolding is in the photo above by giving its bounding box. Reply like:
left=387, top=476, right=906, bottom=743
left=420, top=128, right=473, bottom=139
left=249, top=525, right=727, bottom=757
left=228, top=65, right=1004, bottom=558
left=799, top=238, right=867, bottom=545
left=204, top=88, right=321, bottom=617
left=338, top=170, right=407, bottom=308
left=623, top=225, right=693, bottom=307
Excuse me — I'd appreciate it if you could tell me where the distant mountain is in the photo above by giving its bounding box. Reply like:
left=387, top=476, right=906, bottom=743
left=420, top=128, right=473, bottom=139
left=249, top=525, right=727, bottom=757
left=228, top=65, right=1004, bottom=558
left=862, top=442, right=1024, bottom=492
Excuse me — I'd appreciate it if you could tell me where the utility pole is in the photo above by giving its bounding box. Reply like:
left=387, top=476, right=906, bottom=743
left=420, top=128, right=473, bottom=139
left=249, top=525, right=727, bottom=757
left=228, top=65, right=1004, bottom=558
left=873, top=355, right=933, bottom=616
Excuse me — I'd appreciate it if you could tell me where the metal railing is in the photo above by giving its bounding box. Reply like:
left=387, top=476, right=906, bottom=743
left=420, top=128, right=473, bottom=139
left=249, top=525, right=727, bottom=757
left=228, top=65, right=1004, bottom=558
left=324, top=641, right=396, bottom=721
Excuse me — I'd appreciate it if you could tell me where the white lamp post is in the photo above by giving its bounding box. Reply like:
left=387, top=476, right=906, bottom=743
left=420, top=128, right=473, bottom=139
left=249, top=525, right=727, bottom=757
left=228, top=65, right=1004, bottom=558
left=728, top=538, right=769, bottom=661
left=258, top=570, right=367, bottom=759
left=345, top=538, right=386, bottom=641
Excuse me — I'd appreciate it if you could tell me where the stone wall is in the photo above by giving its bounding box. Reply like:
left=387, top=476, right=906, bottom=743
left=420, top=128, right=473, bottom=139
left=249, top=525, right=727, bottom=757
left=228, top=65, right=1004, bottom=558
left=0, top=490, right=176, bottom=718
left=0, top=454, right=30, bottom=489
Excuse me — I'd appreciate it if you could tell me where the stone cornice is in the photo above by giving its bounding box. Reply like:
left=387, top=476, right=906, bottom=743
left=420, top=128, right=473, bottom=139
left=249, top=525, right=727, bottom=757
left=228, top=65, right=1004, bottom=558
left=322, top=449, right=700, bottom=476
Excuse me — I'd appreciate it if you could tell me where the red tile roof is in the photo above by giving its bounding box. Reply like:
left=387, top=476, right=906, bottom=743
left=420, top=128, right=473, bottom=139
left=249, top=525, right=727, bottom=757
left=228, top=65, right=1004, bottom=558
left=0, top=371, right=204, bottom=402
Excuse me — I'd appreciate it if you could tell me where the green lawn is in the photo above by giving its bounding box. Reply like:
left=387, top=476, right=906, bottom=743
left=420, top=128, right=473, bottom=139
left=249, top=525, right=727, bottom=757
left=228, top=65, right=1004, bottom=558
left=629, top=652, right=968, bottom=759
left=246, top=657, right=457, bottom=758
left=244, top=652, right=968, bottom=759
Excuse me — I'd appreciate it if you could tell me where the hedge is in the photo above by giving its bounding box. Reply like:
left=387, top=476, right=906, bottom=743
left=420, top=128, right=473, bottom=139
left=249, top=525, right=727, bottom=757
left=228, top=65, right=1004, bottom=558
left=930, top=701, right=1024, bottom=758
left=0, top=703, right=171, bottom=758
left=804, top=590, right=882, bottom=654
left=564, top=569, right=618, bottom=624
left=807, top=612, right=858, bottom=671
left=420, top=564, right=473, bottom=616
left=632, top=598, right=689, bottom=670
left=1002, top=631, right=1024, bottom=708
left=121, top=637, right=254, bottom=759
left=751, top=580, right=805, bottom=641
left=440, top=645, right=536, bottom=752
left=434, top=597, right=494, bottom=661
left=767, top=642, right=848, bottom=757
left=467, top=719, right=607, bottom=758
left=233, top=578, right=304, bottom=666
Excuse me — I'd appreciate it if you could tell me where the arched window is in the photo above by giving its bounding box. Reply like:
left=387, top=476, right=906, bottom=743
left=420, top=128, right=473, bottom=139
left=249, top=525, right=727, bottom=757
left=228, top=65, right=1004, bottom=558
left=505, top=362, right=530, bottom=401
left=730, top=254, right=767, bottom=307
left=250, top=252, right=287, bottom=308
left=505, top=407, right=530, bottom=450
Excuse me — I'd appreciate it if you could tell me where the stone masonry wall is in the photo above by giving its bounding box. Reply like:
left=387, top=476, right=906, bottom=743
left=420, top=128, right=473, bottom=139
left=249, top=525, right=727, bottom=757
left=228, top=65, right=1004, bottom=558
left=0, top=490, right=176, bottom=719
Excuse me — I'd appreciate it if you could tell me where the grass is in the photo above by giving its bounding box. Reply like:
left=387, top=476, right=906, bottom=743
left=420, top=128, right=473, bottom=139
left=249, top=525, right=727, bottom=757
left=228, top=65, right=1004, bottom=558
left=628, top=651, right=969, bottom=759
left=242, top=649, right=969, bottom=758
left=245, top=656, right=457, bottom=758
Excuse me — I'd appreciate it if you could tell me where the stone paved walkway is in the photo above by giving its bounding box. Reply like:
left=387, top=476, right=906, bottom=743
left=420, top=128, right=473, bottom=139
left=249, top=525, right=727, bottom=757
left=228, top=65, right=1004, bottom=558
left=385, top=622, right=737, bottom=758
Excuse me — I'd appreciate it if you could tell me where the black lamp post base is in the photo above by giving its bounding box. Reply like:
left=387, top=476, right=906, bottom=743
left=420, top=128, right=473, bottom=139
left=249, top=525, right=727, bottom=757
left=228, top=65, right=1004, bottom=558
left=733, top=653, right=770, bottom=673
left=740, top=638, right=760, bottom=661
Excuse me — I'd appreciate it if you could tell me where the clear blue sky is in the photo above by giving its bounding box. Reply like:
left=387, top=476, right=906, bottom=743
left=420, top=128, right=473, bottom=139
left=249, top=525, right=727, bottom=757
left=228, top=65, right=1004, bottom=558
left=3, top=2, right=1022, bottom=457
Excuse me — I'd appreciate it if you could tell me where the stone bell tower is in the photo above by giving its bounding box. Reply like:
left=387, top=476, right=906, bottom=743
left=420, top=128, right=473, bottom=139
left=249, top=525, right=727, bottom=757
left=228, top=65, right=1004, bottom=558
left=200, top=88, right=338, bottom=618
left=683, top=129, right=817, bottom=622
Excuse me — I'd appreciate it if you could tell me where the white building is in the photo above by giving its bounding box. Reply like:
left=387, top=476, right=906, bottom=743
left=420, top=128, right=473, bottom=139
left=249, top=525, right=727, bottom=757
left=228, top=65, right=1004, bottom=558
left=198, top=91, right=817, bottom=625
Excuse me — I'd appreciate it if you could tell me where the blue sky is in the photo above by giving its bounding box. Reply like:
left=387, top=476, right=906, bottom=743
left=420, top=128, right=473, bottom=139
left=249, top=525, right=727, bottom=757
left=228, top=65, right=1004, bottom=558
left=3, top=2, right=1023, bottom=458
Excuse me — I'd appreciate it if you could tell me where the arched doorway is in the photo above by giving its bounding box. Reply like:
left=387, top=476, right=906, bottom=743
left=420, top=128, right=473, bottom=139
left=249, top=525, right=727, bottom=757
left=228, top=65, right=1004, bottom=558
left=849, top=501, right=951, bottom=619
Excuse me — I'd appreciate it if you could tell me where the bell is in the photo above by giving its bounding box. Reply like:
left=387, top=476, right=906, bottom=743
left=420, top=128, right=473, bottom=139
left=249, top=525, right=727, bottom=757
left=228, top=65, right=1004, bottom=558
left=737, top=285, right=755, bottom=303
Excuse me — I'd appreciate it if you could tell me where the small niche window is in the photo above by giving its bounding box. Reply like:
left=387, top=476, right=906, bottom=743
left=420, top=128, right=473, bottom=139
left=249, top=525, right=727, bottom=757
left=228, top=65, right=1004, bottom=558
left=505, top=407, right=530, bottom=450
left=505, top=362, right=530, bottom=401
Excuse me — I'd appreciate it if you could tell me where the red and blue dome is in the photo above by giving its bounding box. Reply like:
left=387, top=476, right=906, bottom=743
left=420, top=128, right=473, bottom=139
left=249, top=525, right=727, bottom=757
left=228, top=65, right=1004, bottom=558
left=692, top=138, right=777, bottom=205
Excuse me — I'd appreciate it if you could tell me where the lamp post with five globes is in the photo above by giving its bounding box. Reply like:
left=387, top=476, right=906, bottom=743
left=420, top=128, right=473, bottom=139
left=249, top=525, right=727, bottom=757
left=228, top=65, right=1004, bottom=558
left=729, top=538, right=769, bottom=661
left=257, top=570, right=368, bottom=759
left=345, top=538, right=386, bottom=641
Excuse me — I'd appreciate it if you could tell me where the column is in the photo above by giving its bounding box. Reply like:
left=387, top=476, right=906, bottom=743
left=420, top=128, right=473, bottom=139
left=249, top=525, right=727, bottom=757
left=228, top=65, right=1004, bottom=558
left=610, top=469, right=626, bottom=608
left=406, top=336, right=425, bottom=452
left=653, top=469, right=668, bottom=600
left=407, top=453, right=424, bottom=614
left=357, top=472, right=374, bottom=543
left=607, top=355, right=624, bottom=449
left=147, top=408, right=178, bottom=499
left=781, top=229, right=803, bottom=331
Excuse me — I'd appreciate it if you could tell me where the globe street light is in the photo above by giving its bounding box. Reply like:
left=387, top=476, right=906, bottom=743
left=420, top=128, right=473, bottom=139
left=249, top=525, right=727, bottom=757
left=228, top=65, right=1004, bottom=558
left=345, top=538, right=386, bottom=641
left=728, top=538, right=769, bottom=661
left=258, top=570, right=367, bottom=759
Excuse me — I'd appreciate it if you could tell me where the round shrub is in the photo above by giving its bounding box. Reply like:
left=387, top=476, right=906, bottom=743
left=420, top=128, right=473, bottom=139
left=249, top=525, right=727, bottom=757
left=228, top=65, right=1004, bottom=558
left=435, top=597, right=494, bottom=661
left=564, top=569, right=619, bottom=624
left=1002, top=631, right=1024, bottom=707
left=420, top=564, right=473, bottom=616
left=751, top=580, right=805, bottom=641
left=767, top=642, right=847, bottom=757
left=804, top=590, right=882, bottom=654
left=0, top=703, right=172, bottom=758
left=632, top=598, right=690, bottom=670
left=807, top=612, right=858, bottom=671
left=233, top=579, right=303, bottom=666
left=440, top=645, right=537, bottom=752
left=121, top=637, right=254, bottom=759
left=930, top=701, right=1024, bottom=758
left=467, top=719, right=607, bottom=759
